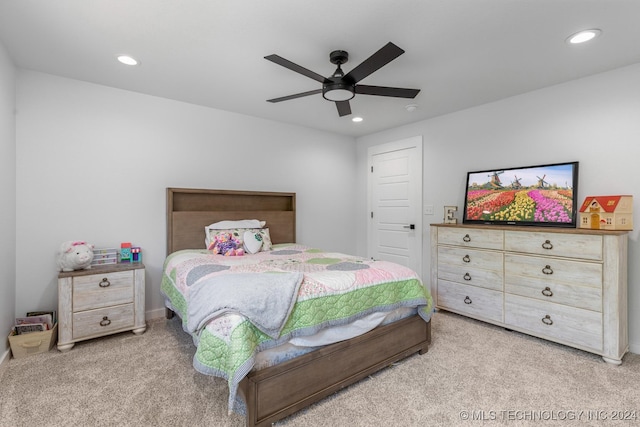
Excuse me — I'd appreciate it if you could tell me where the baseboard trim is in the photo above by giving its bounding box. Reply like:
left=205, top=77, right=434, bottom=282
left=0, top=348, right=11, bottom=373
left=146, top=307, right=167, bottom=320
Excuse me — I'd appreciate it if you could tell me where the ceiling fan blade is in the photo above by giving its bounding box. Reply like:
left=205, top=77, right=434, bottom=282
left=267, top=89, right=322, bottom=103
left=336, top=100, right=351, bottom=117
left=265, top=54, right=327, bottom=83
left=355, top=85, right=420, bottom=98
left=344, top=42, right=405, bottom=84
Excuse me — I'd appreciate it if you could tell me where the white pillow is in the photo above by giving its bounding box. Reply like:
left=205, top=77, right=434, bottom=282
left=207, top=219, right=265, bottom=230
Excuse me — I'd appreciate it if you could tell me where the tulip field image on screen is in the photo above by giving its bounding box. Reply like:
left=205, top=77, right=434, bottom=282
left=464, top=164, right=575, bottom=224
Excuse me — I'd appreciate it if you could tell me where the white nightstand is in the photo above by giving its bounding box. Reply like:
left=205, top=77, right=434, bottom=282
left=57, top=263, right=146, bottom=351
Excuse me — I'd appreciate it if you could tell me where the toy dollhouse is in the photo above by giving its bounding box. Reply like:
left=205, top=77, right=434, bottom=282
left=578, top=195, right=633, bottom=230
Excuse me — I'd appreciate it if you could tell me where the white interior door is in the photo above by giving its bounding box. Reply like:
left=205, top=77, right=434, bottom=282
left=367, top=136, right=423, bottom=277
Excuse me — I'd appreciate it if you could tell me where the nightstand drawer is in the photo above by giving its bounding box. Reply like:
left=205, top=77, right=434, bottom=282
left=72, top=304, right=134, bottom=340
left=73, top=270, right=134, bottom=312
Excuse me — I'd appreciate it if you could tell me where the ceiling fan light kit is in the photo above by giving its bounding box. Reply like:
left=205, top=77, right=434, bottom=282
left=265, top=42, right=420, bottom=117
left=323, top=82, right=355, bottom=101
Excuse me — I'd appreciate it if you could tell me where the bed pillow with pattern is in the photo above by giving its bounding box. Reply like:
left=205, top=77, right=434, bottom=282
left=204, top=219, right=266, bottom=248
left=207, top=228, right=272, bottom=253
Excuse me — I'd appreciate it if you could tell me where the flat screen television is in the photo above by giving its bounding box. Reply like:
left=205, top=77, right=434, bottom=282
left=462, top=161, right=579, bottom=227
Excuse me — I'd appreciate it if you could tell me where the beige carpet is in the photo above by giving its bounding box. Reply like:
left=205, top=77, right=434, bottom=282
left=1, top=311, right=638, bottom=427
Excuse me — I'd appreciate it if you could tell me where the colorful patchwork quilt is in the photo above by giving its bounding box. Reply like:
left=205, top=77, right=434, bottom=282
left=161, top=243, right=433, bottom=413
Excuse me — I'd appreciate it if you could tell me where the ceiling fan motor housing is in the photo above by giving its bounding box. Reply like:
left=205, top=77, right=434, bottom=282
left=329, top=50, right=349, bottom=65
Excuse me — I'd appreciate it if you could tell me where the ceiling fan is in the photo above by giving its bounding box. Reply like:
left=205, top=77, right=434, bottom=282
left=264, top=42, right=420, bottom=117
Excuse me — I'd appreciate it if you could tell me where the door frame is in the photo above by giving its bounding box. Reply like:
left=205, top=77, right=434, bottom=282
left=367, top=135, right=423, bottom=278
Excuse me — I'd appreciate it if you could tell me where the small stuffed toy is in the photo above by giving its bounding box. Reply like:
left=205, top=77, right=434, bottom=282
left=57, top=241, right=95, bottom=271
left=209, top=233, right=244, bottom=256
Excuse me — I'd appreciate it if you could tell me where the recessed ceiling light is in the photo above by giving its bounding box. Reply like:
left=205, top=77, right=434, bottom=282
left=117, top=55, right=139, bottom=66
left=566, top=29, right=602, bottom=44
left=352, top=117, right=363, bottom=123
left=405, top=104, right=419, bottom=112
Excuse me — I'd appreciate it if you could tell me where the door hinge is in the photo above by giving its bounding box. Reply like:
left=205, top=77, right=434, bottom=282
left=371, top=211, right=374, bottom=218
left=371, top=166, right=373, bottom=173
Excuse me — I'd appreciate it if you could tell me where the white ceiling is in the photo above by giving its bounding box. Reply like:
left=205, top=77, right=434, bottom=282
left=1, top=0, right=639, bottom=138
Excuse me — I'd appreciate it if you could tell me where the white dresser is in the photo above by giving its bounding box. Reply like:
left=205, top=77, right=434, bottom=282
left=57, top=263, right=146, bottom=351
left=430, top=224, right=628, bottom=364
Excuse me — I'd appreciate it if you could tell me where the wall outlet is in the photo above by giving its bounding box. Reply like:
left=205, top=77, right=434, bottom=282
left=424, top=204, right=434, bottom=215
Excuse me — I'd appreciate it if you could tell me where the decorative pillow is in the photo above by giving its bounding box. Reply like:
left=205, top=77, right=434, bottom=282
left=243, top=230, right=264, bottom=254
left=209, top=232, right=245, bottom=256
left=207, top=228, right=272, bottom=252
left=204, top=220, right=267, bottom=248
left=248, top=228, right=272, bottom=252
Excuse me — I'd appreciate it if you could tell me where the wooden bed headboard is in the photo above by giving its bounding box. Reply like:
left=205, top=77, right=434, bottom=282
left=167, top=188, right=296, bottom=254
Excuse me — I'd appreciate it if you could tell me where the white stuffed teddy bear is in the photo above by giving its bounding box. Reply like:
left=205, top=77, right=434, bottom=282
left=57, top=241, right=95, bottom=272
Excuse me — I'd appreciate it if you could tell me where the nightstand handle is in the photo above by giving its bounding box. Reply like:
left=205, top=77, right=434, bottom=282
left=99, top=316, right=111, bottom=327
left=99, top=278, right=111, bottom=287
left=541, top=315, right=553, bottom=325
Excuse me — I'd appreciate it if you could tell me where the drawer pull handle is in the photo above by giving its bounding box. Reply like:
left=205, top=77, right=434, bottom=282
left=99, top=316, right=111, bottom=327
left=463, top=273, right=472, bottom=281
left=542, top=287, right=554, bottom=297
left=463, top=234, right=471, bottom=242
left=99, top=278, right=111, bottom=288
left=542, top=265, right=553, bottom=275
left=464, top=296, right=472, bottom=304
left=541, top=315, right=553, bottom=326
left=462, top=254, right=471, bottom=263
left=541, top=240, right=553, bottom=250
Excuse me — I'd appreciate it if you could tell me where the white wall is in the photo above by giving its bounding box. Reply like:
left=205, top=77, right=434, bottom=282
left=0, top=40, right=16, bottom=360
left=356, top=63, right=640, bottom=353
left=15, top=71, right=356, bottom=319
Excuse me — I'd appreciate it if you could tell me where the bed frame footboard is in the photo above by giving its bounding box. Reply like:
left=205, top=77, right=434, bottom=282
left=239, top=314, right=431, bottom=427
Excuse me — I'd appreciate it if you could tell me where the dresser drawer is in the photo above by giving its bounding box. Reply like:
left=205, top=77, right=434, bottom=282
left=505, top=254, right=602, bottom=311
left=438, top=247, right=503, bottom=291
left=437, top=279, right=503, bottom=323
left=504, top=231, right=602, bottom=261
left=505, top=280, right=602, bottom=312
left=72, top=303, right=134, bottom=340
left=505, top=254, right=602, bottom=288
left=437, top=227, right=503, bottom=250
left=505, top=294, right=602, bottom=351
left=72, top=270, right=134, bottom=312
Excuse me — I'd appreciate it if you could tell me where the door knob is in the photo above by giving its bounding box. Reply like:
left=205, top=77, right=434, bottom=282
left=403, top=224, right=415, bottom=230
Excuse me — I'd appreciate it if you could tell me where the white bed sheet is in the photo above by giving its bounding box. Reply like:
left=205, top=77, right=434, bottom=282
left=253, top=306, right=416, bottom=370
